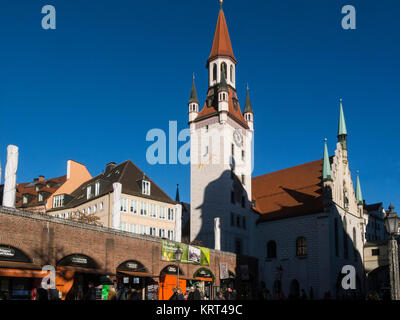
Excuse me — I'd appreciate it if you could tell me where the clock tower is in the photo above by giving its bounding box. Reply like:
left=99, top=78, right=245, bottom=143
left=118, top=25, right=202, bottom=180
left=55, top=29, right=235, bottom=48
left=189, top=3, right=255, bottom=254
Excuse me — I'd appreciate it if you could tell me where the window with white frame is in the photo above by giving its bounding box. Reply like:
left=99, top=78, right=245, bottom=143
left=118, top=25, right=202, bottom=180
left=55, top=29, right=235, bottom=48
left=140, top=202, right=148, bottom=216
left=82, top=209, right=85, bottom=214
left=168, top=230, right=174, bottom=240
left=53, top=195, right=64, bottom=208
left=120, top=222, right=127, bottom=231
left=158, top=228, right=165, bottom=238
left=129, top=224, right=137, bottom=233
left=87, top=186, right=92, bottom=199
left=130, top=199, right=138, bottom=214
left=38, top=193, right=43, bottom=202
left=95, top=181, right=100, bottom=196
left=93, top=204, right=97, bottom=213
left=121, top=198, right=128, bottom=212
left=100, top=202, right=104, bottom=211
left=168, top=208, right=175, bottom=221
left=142, top=180, right=151, bottom=195
left=23, top=195, right=28, bottom=204
left=88, top=206, right=92, bottom=214
left=150, top=204, right=156, bottom=217
left=159, top=206, right=165, bottom=219
left=140, top=225, right=147, bottom=235
left=149, top=227, right=156, bottom=236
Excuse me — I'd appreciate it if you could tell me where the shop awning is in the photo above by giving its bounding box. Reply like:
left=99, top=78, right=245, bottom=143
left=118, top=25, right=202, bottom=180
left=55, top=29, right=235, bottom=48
left=117, top=270, right=157, bottom=278
left=0, top=267, right=49, bottom=278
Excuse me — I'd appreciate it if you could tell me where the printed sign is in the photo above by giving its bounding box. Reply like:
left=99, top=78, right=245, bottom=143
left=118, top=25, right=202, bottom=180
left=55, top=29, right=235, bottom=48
left=220, top=262, right=229, bottom=280
left=161, top=240, right=210, bottom=266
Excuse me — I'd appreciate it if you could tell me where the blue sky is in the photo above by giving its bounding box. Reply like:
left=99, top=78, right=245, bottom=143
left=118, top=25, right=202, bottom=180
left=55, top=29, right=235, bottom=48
left=0, top=0, right=399, bottom=209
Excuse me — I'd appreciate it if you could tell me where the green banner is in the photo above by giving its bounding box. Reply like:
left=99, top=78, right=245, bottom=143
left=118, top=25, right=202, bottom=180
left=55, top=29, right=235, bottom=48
left=161, top=240, right=210, bottom=266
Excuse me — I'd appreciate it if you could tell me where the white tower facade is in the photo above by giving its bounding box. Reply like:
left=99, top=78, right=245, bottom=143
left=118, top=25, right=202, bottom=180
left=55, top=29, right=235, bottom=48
left=189, top=6, right=257, bottom=255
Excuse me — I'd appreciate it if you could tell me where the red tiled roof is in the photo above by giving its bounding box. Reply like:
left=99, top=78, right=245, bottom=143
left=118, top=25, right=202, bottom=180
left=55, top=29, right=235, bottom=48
left=252, top=159, right=324, bottom=223
left=208, top=8, right=236, bottom=64
left=14, top=175, right=67, bottom=207
left=195, top=86, right=249, bottom=129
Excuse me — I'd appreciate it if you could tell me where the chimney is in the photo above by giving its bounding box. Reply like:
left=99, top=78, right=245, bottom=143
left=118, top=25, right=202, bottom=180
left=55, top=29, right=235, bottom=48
left=38, top=175, right=45, bottom=182
left=105, top=162, right=116, bottom=175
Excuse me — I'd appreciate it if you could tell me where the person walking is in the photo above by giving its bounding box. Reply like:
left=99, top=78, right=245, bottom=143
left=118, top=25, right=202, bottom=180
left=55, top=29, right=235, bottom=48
left=84, top=283, right=97, bottom=301
left=215, top=291, right=225, bottom=300
left=193, top=285, right=202, bottom=300
left=187, top=287, right=195, bottom=300
left=169, top=287, right=178, bottom=300
left=176, top=288, right=185, bottom=300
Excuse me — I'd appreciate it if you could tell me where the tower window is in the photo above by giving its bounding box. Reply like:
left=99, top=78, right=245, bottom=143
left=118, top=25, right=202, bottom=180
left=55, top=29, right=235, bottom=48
left=231, top=212, right=234, bottom=225
left=231, top=191, right=235, bottom=204
left=221, top=62, right=227, bottom=80
left=242, top=150, right=245, bottom=161
left=236, top=215, right=241, bottom=228
left=230, top=65, right=233, bottom=82
left=213, top=64, right=217, bottom=81
left=231, top=144, right=235, bottom=156
left=241, top=174, right=245, bottom=185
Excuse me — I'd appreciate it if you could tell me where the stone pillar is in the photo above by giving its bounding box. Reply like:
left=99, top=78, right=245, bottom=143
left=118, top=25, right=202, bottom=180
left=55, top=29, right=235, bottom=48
left=112, top=182, right=121, bottom=229
left=389, top=238, right=400, bottom=300
left=2, top=145, right=19, bottom=208
left=214, top=217, right=221, bottom=251
left=175, top=203, right=182, bottom=242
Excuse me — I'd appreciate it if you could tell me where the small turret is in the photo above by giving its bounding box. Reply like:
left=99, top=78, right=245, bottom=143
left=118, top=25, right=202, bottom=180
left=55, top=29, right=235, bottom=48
left=356, top=170, right=363, bottom=206
left=322, top=138, right=333, bottom=182
left=337, top=98, right=348, bottom=152
left=243, top=84, right=254, bottom=130
left=188, top=74, right=199, bottom=123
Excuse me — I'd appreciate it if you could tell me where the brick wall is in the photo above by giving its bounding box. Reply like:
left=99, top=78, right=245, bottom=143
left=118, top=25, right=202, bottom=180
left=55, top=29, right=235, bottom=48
left=0, top=207, right=236, bottom=285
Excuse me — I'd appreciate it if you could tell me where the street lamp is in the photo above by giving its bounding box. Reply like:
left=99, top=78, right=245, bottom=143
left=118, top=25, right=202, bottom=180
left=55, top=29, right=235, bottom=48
left=175, top=246, right=183, bottom=290
left=384, top=204, right=400, bottom=300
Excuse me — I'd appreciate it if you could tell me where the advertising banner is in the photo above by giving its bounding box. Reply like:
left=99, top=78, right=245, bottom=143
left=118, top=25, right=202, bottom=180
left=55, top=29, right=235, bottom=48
left=161, top=240, right=210, bottom=266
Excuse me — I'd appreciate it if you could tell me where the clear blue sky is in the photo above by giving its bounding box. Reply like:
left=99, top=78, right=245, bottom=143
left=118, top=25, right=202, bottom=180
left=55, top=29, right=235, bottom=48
left=0, top=0, right=399, bottom=209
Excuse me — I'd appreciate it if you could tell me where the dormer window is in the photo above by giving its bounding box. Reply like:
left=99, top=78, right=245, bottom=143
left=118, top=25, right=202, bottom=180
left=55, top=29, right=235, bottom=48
left=22, top=195, right=28, bottom=204
left=95, top=181, right=100, bottom=196
left=53, top=194, right=64, bottom=208
left=38, top=193, right=43, bottom=202
left=142, top=180, right=151, bottom=195
left=87, top=186, right=92, bottom=199
left=36, top=185, right=40, bottom=192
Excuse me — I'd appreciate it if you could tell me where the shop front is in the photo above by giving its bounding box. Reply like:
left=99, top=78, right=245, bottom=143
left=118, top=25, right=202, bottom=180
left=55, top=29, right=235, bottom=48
left=116, top=260, right=157, bottom=300
left=158, top=265, right=186, bottom=300
left=189, top=267, right=215, bottom=299
left=0, top=244, right=46, bottom=300
left=56, top=254, right=111, bottom=300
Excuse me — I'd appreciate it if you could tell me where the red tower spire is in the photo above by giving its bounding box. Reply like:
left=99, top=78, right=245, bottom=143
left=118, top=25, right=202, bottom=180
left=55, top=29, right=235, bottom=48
left=208, top=8, right=237, bottom=65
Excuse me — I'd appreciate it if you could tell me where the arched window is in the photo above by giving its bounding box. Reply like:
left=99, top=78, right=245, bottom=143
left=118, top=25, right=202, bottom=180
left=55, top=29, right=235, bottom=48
left=334, top=218, right=339, bottom=257
left=353, top=227, right=358, bottom=262
left=213, top=64, right=217, bottom=81
left=221, top=62, right=227, bottom=80
left=343, top=217, right=348, bottom=259
left=296, top=237, right=307, bottom=257
left=267, top=240, right=277, bottom=259
left=230, top=65, right=233, bottom=82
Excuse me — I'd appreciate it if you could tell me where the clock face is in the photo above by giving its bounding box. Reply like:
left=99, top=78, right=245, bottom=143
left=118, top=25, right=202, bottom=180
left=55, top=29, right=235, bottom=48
left=233, top=129, right=243, bottom=147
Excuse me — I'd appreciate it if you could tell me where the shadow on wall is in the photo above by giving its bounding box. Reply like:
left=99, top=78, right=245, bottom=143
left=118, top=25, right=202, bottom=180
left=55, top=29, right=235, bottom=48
left=326, top=183, right=365, bottom=300
left=193, top=169, right=249, bottom=252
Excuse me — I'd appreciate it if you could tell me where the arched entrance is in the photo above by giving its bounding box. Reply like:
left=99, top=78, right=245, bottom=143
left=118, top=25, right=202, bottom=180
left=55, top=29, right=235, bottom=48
left=56, top=254, right=106, bottom=300
left=0, top=244, right=38, bottom=300
left=159, top=265, right=185, bottom=300
left=190, top=267, right=215, bottom=299
left=116, top=260, right=156, bottom=300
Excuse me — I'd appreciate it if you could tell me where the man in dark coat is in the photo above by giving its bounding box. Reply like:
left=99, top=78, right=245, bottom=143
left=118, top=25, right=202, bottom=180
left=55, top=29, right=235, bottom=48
left=193, top=285, right=202, bottom=300
left=85, top=283, right=97, bottom=301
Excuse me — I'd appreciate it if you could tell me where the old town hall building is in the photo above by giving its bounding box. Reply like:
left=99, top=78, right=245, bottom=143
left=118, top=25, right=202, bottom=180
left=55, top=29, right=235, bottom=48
left=187, top=3, right=371, bottom=299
